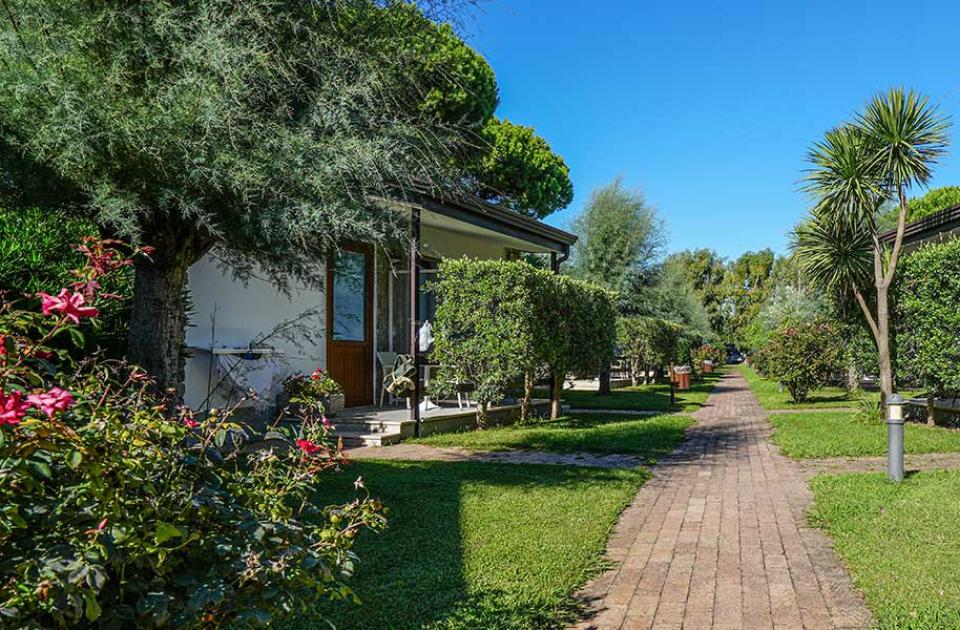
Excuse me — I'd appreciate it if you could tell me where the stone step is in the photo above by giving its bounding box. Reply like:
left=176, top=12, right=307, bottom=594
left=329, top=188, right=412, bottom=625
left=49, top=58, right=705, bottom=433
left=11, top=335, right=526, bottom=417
left=335, top=427, right=404, bottom=447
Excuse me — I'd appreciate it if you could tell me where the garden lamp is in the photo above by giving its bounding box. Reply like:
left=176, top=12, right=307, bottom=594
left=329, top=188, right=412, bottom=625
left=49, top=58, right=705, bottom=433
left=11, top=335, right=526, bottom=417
left=886, top=393, right=905, bottom=482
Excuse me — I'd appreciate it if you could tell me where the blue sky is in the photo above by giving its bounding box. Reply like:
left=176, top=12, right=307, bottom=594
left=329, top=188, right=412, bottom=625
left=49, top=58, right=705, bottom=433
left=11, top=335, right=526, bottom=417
left=460, top=0, right=960, bottom=259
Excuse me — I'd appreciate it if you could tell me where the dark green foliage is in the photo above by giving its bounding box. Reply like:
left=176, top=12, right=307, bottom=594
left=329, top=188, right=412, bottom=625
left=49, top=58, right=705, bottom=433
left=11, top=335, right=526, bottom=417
left=894, top=240, right=960, bottom=396
left=0, top=208, right=132, bottom=354
left=472, top=118, right=573, bottom=219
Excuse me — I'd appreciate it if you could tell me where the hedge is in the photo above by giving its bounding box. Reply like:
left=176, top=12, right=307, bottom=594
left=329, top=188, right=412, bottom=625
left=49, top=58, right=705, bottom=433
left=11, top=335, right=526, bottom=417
left=433, top=258, right=616, bottom=423
left=894, top=239, right=960, bottom=399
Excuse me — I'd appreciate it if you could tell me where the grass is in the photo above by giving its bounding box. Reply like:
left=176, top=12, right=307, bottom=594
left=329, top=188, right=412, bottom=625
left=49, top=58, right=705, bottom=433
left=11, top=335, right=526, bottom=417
left=810, top=470, right=960, bottom=629
left=414, top=412, right=694, bottom=460
left=303, top=460, right=649, bottom=629
left=738, top=364, right=869, bottom=410
left=545, top=372, right=722, bottom=413
left=770, top=412, right=960, bottom=459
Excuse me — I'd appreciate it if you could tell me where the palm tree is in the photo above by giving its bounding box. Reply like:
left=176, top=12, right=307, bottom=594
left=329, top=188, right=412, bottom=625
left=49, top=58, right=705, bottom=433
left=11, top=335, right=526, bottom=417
left=793, top=88, right=950, bottom=406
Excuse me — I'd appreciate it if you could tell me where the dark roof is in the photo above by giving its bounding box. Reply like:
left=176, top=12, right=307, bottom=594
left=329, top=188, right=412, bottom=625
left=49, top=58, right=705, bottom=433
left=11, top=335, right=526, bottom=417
left=394, top=182, right=577, bottom=254
left=880, top=204, right=960, bottom=247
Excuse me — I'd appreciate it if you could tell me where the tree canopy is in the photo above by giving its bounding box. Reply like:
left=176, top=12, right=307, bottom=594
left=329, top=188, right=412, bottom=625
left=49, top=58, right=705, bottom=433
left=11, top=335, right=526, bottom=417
left=0, top=0, right=507, bottom=388
left=908, top=186, right=960, bottom=221
left=471, top=118, right=573, bottom=219
left=569, top=178, right=665, bottom=296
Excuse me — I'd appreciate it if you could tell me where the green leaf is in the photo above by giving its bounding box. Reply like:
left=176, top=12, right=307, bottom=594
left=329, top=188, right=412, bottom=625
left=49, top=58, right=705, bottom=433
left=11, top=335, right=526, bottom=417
left=154, top=522, right=183, bottom=545
left=65, top=450, right=83, bottom=469
left=83, top=590, right=102, bottom=622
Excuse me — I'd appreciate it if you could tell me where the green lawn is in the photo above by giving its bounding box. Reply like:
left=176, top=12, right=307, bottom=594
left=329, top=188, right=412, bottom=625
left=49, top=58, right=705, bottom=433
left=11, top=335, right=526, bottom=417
left=770, top=412, right=960, bottom=459
left=547, top=372, right=722, bottom=413
left=305, top=460, right=648, bottom=629
left=738, top=364, right=869, bottom=410
left=415, top=412, right=694, bottom=461
left=810, top=470, right=960, bottom=629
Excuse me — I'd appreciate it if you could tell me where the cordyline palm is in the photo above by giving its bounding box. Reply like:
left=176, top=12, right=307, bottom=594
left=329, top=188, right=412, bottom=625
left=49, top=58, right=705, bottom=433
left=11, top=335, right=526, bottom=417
left=792, top=88, right=950, bottom=405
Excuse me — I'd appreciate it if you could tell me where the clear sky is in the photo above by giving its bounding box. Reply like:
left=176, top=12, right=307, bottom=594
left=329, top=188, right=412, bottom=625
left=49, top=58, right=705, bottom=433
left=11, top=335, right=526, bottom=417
left=460, top=0, right=960, bottom=259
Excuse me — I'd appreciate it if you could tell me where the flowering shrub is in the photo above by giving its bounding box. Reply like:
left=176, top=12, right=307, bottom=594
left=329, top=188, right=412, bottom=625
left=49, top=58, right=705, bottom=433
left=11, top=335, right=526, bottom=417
left=282, top=368, right=343, bottom=412
left=761, top=321, right=842, bottom=403
left=0, top=241, right=385, bottom=627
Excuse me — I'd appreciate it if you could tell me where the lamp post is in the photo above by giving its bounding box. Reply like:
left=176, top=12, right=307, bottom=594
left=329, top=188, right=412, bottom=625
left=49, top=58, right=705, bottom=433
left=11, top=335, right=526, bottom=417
left=886, top=393, right=905, bottom=482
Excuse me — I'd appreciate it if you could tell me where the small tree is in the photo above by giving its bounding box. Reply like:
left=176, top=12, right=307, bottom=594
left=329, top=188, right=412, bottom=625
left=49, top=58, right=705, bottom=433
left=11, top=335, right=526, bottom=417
left=763, top=321, right=843, bottom=404
left=793, top=88, right=950, bottom=409
left=894, top=240, right=960, bottom=425
left=617, top=317, right=679, bottom=385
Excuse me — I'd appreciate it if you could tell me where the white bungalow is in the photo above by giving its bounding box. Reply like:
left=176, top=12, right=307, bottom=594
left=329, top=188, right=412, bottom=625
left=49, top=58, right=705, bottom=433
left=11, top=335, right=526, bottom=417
left=183, top=191, right=576, bottom=445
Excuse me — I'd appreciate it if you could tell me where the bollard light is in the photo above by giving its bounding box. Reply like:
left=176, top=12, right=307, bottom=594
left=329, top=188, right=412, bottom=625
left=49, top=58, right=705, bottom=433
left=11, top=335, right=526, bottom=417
left=886, top=393, right=905, bottom=482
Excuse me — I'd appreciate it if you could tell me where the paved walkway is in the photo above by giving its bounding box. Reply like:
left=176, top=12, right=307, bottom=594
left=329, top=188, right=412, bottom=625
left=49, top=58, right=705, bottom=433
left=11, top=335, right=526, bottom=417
left=574, top=371, right=872, bottom=629
left=346, top=443, right=643, bottom=469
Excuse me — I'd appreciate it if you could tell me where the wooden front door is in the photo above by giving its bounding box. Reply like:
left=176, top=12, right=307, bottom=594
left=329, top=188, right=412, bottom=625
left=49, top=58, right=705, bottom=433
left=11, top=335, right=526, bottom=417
left=326, top=246, right=373, bottom=407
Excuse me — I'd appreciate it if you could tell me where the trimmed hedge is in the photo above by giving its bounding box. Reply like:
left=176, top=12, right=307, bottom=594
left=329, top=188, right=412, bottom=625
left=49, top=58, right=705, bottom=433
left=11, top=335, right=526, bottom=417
left=433, top=258, right=616, bottom=423
left=894, top=239, right=960, bottom=397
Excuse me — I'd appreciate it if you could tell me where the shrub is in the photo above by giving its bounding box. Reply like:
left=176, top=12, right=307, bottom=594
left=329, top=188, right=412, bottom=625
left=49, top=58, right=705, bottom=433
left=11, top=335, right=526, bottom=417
left=0, top=242, right=385, bottom=628
left=762, top=321, right=842, bottom=403
left=433, top=258, right=616, bottom=423
left=616, top=317, right=680, bottom=385
left=894, top=239, right=960, bottom=400
left=0, top=207, right=132, bottom=356
left=691, top=343, right=724, bottom=376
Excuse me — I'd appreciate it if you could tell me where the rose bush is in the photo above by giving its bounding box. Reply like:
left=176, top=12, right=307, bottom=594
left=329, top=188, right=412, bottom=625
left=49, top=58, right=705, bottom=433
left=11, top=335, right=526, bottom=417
left=0, top=241, right=385, bottom=628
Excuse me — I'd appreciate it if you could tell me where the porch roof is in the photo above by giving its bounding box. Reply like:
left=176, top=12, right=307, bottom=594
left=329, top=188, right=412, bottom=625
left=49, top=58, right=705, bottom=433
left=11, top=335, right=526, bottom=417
left=880, top=203, right=960, bottom=249
left=379, top=187, right=577, bottom=257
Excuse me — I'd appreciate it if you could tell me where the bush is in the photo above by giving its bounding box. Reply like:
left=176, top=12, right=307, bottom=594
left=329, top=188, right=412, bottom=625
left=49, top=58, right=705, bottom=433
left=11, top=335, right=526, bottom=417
left=433, top=259, right=616, bottom=422
left=691, top=343, right=724, bottom=377
left=616, top=317, right=680, bottom=385
left=0, top=241, right=385, bottom=628
left=762, top=321, right=842, bottom=403
left=0, top=208, right=132, bottom=356
left=894, top=240, right=960, bottom=398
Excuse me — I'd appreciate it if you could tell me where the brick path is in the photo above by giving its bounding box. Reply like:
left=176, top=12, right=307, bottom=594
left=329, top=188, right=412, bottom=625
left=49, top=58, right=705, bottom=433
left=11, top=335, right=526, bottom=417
left=573, top=371, right=872, bottom=629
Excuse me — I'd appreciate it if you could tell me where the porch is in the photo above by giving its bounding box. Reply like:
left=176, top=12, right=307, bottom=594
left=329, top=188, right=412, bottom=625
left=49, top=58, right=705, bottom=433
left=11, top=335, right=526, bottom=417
left=333, top=398, right=553, bottom=447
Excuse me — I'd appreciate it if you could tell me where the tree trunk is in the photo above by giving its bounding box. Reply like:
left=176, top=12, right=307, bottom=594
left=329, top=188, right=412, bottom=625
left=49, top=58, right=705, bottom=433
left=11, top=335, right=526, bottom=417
left=927, top=395, right=936, bottom=427
left=521, top=371, right=533, bottom=422
left=127, top=255, right=192, bottom=398
left=875, top=284, right=893, bottom=413
left=477, top=401, right=489, bottom=428
left=846, top=364, right=859, bottom=392
left=550, top=374, right=563, bottom=420
left=630, top=360, right=638, bottom=387
left=598, top=363, right=611, bottom=396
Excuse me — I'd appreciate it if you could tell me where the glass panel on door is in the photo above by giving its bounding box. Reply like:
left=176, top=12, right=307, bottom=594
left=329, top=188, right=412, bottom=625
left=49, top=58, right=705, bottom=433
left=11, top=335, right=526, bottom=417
left=332, top=251, right=367, bottom=341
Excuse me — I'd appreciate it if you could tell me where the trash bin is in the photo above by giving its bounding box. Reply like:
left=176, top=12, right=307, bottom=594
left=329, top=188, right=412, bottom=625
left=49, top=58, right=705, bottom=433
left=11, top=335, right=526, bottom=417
left=702, top=360, right=714, bottom=374
left=673, top=365, right=691, bottom=390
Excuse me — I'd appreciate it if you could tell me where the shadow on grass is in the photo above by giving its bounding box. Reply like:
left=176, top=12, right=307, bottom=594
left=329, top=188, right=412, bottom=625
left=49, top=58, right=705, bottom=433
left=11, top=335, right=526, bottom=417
left=303, top=460, right=647, bottom=630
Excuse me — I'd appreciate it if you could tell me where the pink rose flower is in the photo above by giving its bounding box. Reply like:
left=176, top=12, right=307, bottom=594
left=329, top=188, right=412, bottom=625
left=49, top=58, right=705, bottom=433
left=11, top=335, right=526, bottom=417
left=183, top=418, right=199, bottom=429
left=0, top=390, right=30, bottom=425
left=296, top=439, right=323, bottom=456
left=27, top=387, right=75, bottom=419
left=38, top=289, right=99, bottom=324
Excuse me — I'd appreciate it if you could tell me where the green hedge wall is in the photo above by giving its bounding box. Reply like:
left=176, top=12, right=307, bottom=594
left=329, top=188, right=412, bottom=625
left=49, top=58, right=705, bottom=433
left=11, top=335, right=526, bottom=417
left=894, top=239, right=960, bottom=396
left=433, top=258, right=616, bottom=422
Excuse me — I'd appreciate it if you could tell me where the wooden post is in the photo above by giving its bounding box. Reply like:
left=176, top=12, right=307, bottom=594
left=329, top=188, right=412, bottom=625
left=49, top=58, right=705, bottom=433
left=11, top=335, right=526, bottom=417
left=409, top=208, right=421, bottom=436
left=549, top=251, right=559, bottom=417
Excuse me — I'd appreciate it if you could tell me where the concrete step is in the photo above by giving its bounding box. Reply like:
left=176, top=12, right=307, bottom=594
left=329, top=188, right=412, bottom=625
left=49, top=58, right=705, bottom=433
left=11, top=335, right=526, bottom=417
left=335, top=427, right=404, bottom=447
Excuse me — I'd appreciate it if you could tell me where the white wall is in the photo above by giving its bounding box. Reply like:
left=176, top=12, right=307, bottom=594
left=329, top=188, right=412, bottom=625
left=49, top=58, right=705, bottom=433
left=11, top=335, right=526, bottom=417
left=184, top=255, right=326, bottom=410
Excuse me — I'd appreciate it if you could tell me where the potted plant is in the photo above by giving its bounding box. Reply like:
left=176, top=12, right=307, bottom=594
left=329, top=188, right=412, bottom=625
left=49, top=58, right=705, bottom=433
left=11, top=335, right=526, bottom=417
left=281, top=368, right=345, bottom=417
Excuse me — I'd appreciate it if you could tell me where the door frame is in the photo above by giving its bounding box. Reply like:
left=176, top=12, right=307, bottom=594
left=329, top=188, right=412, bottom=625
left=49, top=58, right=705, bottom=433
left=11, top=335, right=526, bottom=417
left=326, top=243, right=374, bottom=407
